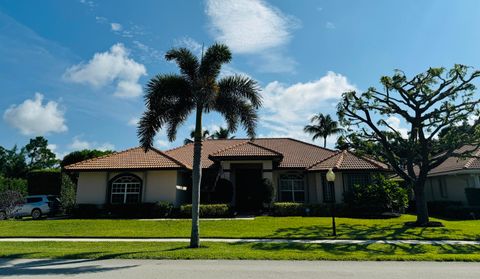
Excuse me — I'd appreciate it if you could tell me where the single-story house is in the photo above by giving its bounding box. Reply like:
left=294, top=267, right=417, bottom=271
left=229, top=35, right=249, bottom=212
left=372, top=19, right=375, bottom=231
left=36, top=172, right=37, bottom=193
left=65, top=138, right=389, bottom=209
left=426, top=145, right=480, bottom=204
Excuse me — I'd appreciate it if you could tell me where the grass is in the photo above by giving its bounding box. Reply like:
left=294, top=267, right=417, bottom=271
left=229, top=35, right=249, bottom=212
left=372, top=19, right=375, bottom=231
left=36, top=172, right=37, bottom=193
left=0, top=215, right=479, bottom=240
left=0, top=241, right=479, bottom=261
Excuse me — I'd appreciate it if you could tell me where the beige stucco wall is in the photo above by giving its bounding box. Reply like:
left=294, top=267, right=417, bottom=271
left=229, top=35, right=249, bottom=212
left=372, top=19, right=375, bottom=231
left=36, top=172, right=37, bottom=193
left=426, top=173, right=480, bottom=204
left=76, top=172, right=108, bottom=204
left=76, top=170, right=180, bottom=205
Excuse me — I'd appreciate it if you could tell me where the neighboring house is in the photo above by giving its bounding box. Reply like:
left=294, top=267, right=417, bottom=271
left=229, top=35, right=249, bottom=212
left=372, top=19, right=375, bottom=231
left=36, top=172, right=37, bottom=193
left=426, top=145, right=480, bottom=204
left=65, top=138, right=389, bottom=209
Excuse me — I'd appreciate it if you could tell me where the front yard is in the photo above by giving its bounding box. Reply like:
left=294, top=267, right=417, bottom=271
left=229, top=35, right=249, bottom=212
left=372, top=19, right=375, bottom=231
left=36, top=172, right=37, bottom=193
left=1, top=215, right=479, bottom=261
left=0, top=215, right=479, bottom=240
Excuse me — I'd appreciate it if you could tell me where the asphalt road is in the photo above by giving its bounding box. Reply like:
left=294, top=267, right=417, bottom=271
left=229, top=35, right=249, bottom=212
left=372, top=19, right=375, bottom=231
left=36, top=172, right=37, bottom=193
left=0, top=259, right=479, bottom=279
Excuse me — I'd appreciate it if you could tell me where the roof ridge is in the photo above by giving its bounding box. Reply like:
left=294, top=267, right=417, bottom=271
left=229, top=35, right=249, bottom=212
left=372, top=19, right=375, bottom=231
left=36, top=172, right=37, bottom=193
left=335, top=150, right=346, bottom=168
left=282, top=138, right=336, bottom=152
left=307, top=151, right=342, bottom=170
left=164, top=141, right=194, bottom=153
left=149, top=146, right=191, bottom=169
left=209, top=140, right=250, bottom=156
left=247, top=141, right=284, bottom=157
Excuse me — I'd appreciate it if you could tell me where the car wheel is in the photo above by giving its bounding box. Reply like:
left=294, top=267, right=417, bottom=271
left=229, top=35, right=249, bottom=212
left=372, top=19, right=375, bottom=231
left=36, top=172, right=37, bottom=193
left=31, top=209, right=42, bottom=220
left=0, top=211, right=6, bottom=220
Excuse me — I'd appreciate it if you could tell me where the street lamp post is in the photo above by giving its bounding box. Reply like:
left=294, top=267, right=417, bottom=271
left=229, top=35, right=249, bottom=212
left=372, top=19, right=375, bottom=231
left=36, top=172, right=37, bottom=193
left=325, top=168, right=336, bottom=236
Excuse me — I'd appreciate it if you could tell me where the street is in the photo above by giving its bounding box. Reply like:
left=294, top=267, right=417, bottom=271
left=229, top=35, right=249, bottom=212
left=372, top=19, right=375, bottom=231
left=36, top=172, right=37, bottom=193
left=0, top=259, right=479, bottom=279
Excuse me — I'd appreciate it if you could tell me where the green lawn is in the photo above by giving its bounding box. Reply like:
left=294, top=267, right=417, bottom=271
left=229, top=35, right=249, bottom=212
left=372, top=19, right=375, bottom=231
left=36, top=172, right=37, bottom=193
left=0, top=215, right=479, bottom=240
left=0, top=241, right=479, bottom=261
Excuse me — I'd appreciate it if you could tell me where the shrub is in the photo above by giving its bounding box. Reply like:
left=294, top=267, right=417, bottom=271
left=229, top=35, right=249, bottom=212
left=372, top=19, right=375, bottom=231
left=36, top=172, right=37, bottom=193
left=179, top=204, right=232, bottom=218
left=71, top=204, right=102, bottom=218
left=0, top=176, right=27, bottom=195
left=152, top=201, right=174, bottom=217
left=0, top=190, right=24, bottom=217
left=260, top=178, right=274, bottom=206
left=465, top=188, right=480, bottom=206
left=60, top=173, right=76, bottom=214
left=344, top=174, right=408, bottom=214
left=272, top=202, right=306, bottom=216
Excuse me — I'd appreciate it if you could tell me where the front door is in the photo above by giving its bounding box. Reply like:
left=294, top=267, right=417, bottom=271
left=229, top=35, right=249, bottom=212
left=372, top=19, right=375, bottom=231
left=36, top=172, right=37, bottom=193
left=234, top=165, right=263, bottom=212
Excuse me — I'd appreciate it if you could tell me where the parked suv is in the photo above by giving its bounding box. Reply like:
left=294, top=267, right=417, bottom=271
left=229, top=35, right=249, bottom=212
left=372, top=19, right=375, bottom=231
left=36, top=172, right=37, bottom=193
left=0, top=195, right=61, bottom=220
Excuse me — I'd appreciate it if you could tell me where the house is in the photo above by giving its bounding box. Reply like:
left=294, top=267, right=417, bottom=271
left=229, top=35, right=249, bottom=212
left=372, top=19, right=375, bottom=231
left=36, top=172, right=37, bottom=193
left=426, top=145, right=480, bottom=205
left=65, top=138, right=389, bottom=209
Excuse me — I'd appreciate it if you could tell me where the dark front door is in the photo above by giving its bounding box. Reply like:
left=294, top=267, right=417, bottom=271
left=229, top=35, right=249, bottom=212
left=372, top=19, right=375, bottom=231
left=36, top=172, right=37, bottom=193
left=234, top=166, right=263, bottom=212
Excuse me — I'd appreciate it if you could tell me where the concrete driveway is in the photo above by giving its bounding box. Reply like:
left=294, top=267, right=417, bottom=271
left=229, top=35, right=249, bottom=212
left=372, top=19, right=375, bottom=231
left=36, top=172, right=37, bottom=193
left=0, top=259, right=479, bottom=279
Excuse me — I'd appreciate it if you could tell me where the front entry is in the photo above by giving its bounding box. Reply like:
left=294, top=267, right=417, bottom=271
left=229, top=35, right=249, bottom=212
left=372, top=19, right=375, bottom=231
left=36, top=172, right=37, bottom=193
left=233, top=164, right=263, bottom=212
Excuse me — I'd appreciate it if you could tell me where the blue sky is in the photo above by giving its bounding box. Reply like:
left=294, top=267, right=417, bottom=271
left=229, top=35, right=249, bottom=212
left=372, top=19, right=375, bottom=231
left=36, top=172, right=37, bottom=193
left=1, top=0, right=479, bottom=158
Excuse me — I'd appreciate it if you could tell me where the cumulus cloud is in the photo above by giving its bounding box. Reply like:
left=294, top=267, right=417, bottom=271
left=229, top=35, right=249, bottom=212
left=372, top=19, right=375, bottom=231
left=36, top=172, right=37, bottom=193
left=3, top=93, right=68, bottom=136
left=174, top=36, right=203, bottom=55
left=205, top=0, right=298, bottom=72
left=64, top=43, right=147, bottom=98
left=260, top=72, right=357, bottom=146
left=69, top=136, right=115, bottom=151
left=155, top=140, right=170, bottom=149
left=127, top=117, right=139, bottom=127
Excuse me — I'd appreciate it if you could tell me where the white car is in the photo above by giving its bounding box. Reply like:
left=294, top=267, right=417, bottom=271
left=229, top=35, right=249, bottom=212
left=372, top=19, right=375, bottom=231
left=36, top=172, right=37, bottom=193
left=0, top=195, right=60, bottom=220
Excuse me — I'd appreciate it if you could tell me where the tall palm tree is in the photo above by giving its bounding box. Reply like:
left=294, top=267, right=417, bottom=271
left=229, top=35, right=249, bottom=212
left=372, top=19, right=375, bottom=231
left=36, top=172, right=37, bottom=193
left=138, top=43, right=261, bottom=248
left=304, top=113, right=342, bottom=148
left=184, top=129, right=210, bottom=145
left=211, top=127, right=234, bottom=139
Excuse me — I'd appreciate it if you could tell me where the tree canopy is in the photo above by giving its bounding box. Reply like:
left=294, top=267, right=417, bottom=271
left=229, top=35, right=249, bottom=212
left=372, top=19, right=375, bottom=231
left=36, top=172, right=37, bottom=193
left=337, top=64, right=480, bottom=225
left=25, top=136, right=58, bottom=170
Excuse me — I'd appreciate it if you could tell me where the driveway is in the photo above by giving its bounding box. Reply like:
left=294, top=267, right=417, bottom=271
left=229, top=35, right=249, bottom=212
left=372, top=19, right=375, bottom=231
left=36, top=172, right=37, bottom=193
left=0, top=259, right=479, bottom=279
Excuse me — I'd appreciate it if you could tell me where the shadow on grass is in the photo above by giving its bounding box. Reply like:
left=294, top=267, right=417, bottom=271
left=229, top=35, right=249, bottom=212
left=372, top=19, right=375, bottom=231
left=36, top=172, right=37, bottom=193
left=267, top=223, right=459, bottom=240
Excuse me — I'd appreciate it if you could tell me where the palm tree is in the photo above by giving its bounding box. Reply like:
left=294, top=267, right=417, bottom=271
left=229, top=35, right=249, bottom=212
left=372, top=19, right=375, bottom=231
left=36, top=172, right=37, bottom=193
left=184, top=129, right=210, bottom=145
left=304, top=113, right=342, bottom=148
left=138, top=43, right=261, bottom=248
left=211, top=127, right=234, bottom=139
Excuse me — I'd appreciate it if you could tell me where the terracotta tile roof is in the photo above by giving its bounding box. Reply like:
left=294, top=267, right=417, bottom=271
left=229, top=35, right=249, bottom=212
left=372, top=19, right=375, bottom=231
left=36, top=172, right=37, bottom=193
left=308, top=150, right=390, bottom=171
left=429, top=145, right=480, bottom=175
left=209, top=141, right=283, bottom=160
left=64, top=147, right=187, bottom=171
left=165, top=138, right=337, bottom=169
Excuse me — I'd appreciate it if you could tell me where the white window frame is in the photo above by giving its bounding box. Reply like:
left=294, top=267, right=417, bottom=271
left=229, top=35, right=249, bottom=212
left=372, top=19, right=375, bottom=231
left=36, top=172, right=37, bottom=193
left=111, top=175, right=141, bottom=204
left=279, top=173, right=305, bottom=202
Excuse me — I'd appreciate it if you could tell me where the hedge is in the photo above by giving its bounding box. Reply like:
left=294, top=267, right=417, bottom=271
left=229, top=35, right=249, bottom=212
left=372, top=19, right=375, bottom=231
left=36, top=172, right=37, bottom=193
left=27, top=169, right=61, bottom=195
left=179, top=204, right=232, bottom=218
left=72, top=202, right=174, bottom=219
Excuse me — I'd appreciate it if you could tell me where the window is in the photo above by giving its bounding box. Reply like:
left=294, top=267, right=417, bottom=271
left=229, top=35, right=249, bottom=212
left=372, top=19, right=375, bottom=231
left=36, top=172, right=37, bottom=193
left=279, top=173, right=305, bottom=202
left=26, top=197, right=42, bottom=204
left=344, top=173, right=370, bottom=192
left=110, top=175, right=142, bottom=204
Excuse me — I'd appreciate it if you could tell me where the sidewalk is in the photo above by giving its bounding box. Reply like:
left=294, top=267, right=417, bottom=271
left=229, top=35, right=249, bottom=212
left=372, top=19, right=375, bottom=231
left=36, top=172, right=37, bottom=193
left=0, top=237, right=479, bottom=245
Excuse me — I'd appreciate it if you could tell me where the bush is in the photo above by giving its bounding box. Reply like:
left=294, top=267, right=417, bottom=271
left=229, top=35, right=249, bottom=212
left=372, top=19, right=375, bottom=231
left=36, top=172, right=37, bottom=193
left=179, top=204, right=232, bottom=218
left=0, top=190, right=24, bottom=216
left=344, top=174, right=408, bottom=215
left=152, top=201, right=174, bottom=217
left=71, top=204, right=102, bottom=218
left=27, top=169, right=61, bottom=195
left=60, top=173, right=76, bottom=214
left=0, top=176, right=27, bottom=195
left=465, top=188, right=480, bottom=206
left=271, top=202, right=305, bottom=216
left=260, top=178, right=274, bottom=206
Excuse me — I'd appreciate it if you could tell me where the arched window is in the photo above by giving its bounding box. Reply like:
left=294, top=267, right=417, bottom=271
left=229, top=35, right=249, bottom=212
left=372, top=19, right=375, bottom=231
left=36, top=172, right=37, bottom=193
left=110, top=174, right=142, bottom=204
left=279, top=173, right=305, bottom=202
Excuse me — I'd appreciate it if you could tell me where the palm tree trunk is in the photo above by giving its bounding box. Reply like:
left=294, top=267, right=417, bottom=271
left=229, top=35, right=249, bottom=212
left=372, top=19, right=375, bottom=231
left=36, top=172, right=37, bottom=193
left=323, top=137, right=327, bottom=148
left=190, top=107, right=203, bottom=248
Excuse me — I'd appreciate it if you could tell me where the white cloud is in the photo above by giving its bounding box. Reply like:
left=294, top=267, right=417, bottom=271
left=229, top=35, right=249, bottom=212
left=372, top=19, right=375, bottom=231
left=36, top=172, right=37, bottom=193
left=110, top=23, right=122, bottom=31
left=155, top=140, right=170, bottom=149
left=205, top=0, right=297, bottom=53
left=132, top=40, right=163, bottom=63
left=385, top=116, right=409, bottom=138
left=205, top=0, right=298, bottom=73
left=325, top=22, right=335, bottom=29
left=64, top=43, right=147, bottom=98
left=3, top=93, right=68, bottom=136
left=260, top=72, right=357, bottom=147
left=69, top=136, right=115, bottom=151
